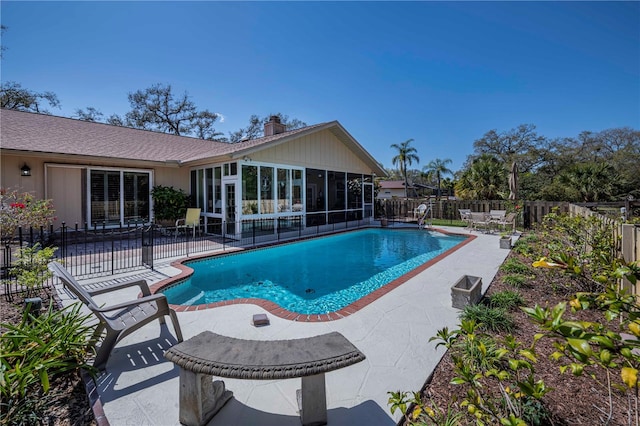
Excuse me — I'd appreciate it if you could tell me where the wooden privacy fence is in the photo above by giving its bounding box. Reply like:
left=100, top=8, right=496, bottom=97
left=569, top=203, right=640, bottom=266
left=379, top=199, right=570, bottom=228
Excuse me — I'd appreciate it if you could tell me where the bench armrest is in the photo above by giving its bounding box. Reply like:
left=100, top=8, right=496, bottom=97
left=91, top=293, right=169, bottom=313
left=88, top=279, right=152, bottom=297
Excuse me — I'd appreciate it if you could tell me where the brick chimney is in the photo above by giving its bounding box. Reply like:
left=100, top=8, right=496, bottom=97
left=264, top=115, right=286, bottom=136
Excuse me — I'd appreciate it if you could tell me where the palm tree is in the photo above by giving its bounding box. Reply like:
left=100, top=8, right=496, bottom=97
left=423, top=158, right=453, bottom=199
left=455, top=154, right=506, bottom=200
left=391, top=139, right=420, bottom=198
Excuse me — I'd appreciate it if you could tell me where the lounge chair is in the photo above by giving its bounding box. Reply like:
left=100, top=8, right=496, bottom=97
left=175, top=208, right=202, bottom=239
left=48, top=261, right=183, bottom=370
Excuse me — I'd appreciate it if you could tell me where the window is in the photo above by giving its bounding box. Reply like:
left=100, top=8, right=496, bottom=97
left=306, top=169, right=325, bottom=212
left=328, top=171, right=345, bottom=211
left=260, top=166, right=274, bottom=214
left=347, top=173, right=363, bottom=209
left=277, top=168, right=290, bottom=212
left=89, top=169, right=150, bottom=225
left=214, top=167, right=222, bottom=213
left=242, top=165, right=258, bottom=214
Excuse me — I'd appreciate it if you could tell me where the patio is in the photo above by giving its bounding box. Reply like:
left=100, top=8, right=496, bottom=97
left=55, top=225, right=514, bottom=425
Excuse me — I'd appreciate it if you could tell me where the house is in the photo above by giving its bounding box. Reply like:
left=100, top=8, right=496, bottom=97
left=377, top=180, right=419, bottom=199
left=0, top=110, right=387, bottom=235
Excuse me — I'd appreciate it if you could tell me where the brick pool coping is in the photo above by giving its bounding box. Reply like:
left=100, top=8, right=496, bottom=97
left=148, top=227, right=476, bottom=322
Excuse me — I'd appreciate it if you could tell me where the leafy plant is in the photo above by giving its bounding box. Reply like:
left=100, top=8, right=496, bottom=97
left=10, top=243, right=56, bottom=297
left=0, top=302, right=97, bottom=423
left=527, top=210, right=640, bottom=422
left=150, top=185, right=191, bottom=222
left=502, top=274, right=530, bottom=288
left=500, top=258, right=531, bottom=275
left=388, top=390, right=464, bottom=425
left=423, top=320, right=550, bottom=425
left=487, top=290, right=524, bottom=311
left=460, top=304, right=515, bottom=333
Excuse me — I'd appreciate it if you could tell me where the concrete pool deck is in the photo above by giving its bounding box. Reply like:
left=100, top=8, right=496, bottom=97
left=57, top=225, right=516, bottom=425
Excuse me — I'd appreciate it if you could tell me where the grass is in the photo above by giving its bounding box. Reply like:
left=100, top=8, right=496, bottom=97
left=486, top=290, right=524, bottom=310
left=502, top=273, right=531, bottom=288
left=499, top=257, right=531, bottom=275
left=459, top=304, right=515, bottom=333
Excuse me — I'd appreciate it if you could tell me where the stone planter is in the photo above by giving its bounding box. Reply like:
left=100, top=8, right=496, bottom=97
left=380, top=218, right=388, bottom=227
left=451, top=275, right=482, bottom=309
left=500, top=237, right=512, bottom=249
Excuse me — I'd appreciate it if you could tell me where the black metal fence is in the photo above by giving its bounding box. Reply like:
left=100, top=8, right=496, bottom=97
left=2, top=216, right=375, bottom=301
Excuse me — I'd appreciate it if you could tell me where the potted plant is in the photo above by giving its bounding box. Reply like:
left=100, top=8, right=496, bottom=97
left=151, top=185, right=191, bottom=226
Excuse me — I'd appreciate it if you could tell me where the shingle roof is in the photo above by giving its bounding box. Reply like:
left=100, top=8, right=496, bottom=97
left=0, top=109, right=327, bottom=164
left=379, top=180, right=414, bottom=189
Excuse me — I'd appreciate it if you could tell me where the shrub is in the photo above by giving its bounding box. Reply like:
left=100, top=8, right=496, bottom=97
left=10, top=243, right=57, bottom=297
left=500, top=258, right=531, bottom=275
left=459, top=304, right=515, bottom=333
left=0, top=303, right=97, bottom=424
left=512, top=234, right=539, bottom=256
left=0, top=188, right=55, bottom=243
left=487, top=290, right=524, bottom=311
left=502, top=273, right=530, bottom=288
left=150, top=185, right=191, bottom=222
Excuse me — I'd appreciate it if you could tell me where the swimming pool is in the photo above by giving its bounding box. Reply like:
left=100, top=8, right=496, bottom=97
left=161, top=228, right=468, bottom=316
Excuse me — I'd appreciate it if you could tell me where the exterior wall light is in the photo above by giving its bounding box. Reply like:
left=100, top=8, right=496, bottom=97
left=20, top=164, right=31, bottom=176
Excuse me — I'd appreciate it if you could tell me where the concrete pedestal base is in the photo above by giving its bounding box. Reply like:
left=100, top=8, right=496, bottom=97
left=296, top=373, right=327, bottom=426
left=178, top=369, right=233, bottom=426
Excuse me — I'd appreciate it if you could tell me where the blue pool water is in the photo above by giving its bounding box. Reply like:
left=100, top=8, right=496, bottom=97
left=162, top=228, right=466, bottom=315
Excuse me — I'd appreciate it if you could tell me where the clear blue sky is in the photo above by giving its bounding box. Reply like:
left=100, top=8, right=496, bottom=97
left=2, top=1, right=639, bottom=173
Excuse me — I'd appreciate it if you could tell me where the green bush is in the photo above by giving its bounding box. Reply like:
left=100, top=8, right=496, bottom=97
left=512, top=234, right=538, bottom=256
left=500, top=258, right=531, bottom=275
left=0, top=303, right=97, bottom=424
left=460, top=304, right=515, bottom=333
left=487, top=290, right=524, bottom=311
left=502, top=273, right=530, bottom=288
left=151, top=185, right=191, bottom=222
left=10, top=243, right=56, bottom=297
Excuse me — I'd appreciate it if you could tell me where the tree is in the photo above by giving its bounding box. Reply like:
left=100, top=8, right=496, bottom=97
left=455, top=154, right=506, bottom=200
left=228, top=113, right=308, bottom=142
left=109, top=83, right=225, bottom=141
left=0, top=81, right=60, bottom=114
left=472, top=124, right=547, bottom=174
left=74, top=107, right=104, bottom=122
left=390, top=139, right=420, bottom=198
left=558, top=162, right=618, bottom=202
left=1, top=25, right=7, bottom=59
left=423, top=158, right=453, bottom=199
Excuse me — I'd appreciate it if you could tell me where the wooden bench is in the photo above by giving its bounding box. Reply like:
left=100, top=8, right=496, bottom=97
left=164, top=331, right=366, bottom=426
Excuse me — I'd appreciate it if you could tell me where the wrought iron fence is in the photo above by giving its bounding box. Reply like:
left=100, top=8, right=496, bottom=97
left=2, top=216, right=374, bottom=301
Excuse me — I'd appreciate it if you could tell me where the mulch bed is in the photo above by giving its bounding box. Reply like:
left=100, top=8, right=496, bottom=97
left=412, top=238, right=630, bottom=425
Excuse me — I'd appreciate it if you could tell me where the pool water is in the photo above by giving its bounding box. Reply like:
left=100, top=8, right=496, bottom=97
left=162, top=228, right=466, bottom=315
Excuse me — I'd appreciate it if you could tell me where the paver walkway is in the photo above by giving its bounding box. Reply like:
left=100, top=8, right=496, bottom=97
left=58, top=226, right=514, bottom=425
